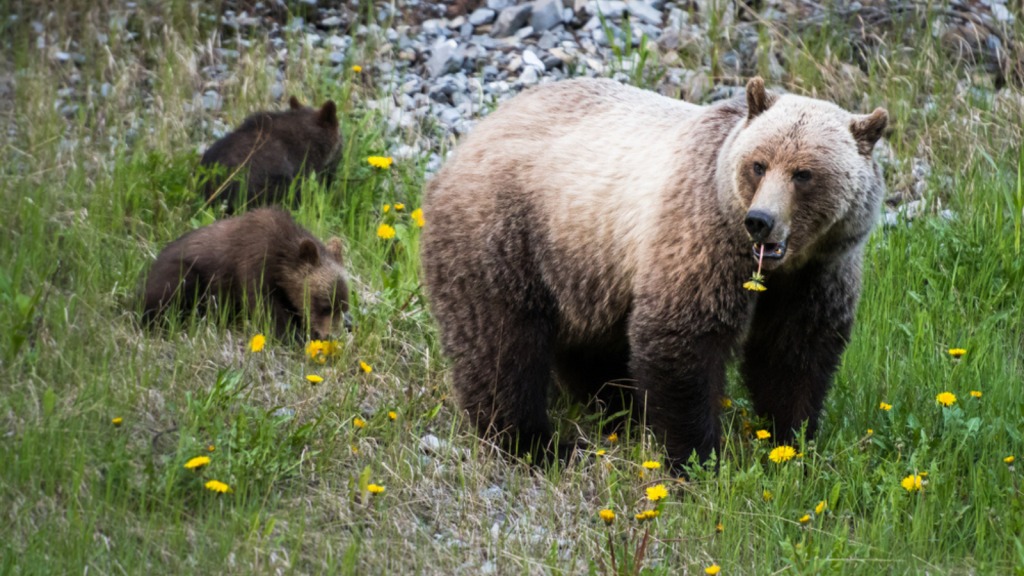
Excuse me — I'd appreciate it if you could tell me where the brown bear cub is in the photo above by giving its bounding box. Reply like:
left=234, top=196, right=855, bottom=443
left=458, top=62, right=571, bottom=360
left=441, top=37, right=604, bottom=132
left=142, top=207, right=349, bottom=341
left=422, top=77, right=888, bottom=470
left=200, top=97, right=341, bottom=212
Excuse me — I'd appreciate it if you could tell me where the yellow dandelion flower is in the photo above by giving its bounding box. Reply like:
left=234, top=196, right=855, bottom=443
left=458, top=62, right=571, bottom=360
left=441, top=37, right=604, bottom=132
left=867, top=429, right=873, bottom=435
left=815, top=500, right=826, bottom=514
left=249, top=334, right=266, bottom=352
left=646, top=484, right=668, bottom=501
left=596, top=449, right=606, bottom=456
left=388, top=411, right=397, bottom=420
left=970, top=390, right=982, bottom=398
left=643, top=510, right=660, bottom=519
left=901, top=474, right=923, bottom=492
left=383, top=204, right=391, bottom=213
left=936, top=392, right=956, bottom=407
left=763, top=490, right=773, bottom=501
left=607, top=433, right=618, bottom=442
left=377, top=224, right=396, bottom=239
left=879, top=402, right=892, bottom=411
left=634, top=512, right=647, bottom=521
left=599, top=509, right=615, bottom=525
left=705, top=565, right=721, bottom=575
left=799, top=514, right=811, bottom=525
left=353, top=418, right=366, bottom=428
left=716, top=523, right=724, bottom=533
left=756, top=429, right=771, bottom=440
left=720, top=397, right=732, bottom=408
left=360, top=361, right=373, bottom=373
left=367, top=484, right=385, bottom=494
left=112, top=417, right=123, bottom=427
left=184, top=456, right=210, bottom=469
left=205, top=480, right=232, bottom=493
left=351, top=444, right=359, bottom=453
left=394, top=203, right=405, bottom=210
left=743, top=279, right=767, bottom=292
left=1005, top=456, right=1015, bottom=464
left=352, top=65, right=362, bottom=72
left=307, top=374, right=324, bottom=384
left=208, top=445, right=216, bottom=452
left=367, top=156, right=393, bottom=169
left=948, top=348, right=966, bottom=358
left=642, top=461, right=661, bottom=470
left=768, top=445, right=796, bottom=463
left=411, top=208, right=426, bottom=227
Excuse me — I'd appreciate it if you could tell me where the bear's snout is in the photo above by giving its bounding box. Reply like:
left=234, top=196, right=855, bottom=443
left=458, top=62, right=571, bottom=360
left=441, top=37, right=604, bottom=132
left=744, top=210, right=775, bottom=242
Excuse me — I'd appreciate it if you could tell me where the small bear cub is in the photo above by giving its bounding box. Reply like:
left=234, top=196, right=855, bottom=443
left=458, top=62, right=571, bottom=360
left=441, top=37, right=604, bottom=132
left=142, top=207, right=349, bottom=340
left=201, top=97, right=341, bottom=212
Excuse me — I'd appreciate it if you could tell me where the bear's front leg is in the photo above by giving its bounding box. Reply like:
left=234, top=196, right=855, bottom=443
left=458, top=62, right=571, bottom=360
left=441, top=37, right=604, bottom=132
left=740, top=257, right=862, bottom=444
left=629, top=293, right=742, bottom=470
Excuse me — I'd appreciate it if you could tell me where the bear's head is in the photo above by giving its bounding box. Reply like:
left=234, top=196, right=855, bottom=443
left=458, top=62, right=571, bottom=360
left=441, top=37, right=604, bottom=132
left=719, top=77, right=888, bottom=271
left=282, top=235, right=350, bottom=340
left=285, top=96, right=343, bottom=164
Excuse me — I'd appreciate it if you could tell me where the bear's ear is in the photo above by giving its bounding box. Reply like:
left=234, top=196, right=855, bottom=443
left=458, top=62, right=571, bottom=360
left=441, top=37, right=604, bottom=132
left=746, top=77, right=775, bottom=121
left=298, top=239, right=321, bottom=267
left=327, top=236, right=344, bottom=263
left=318, top=100, right=338, bottom=127
left=289, top=96, right=303, bottom=111
left=850, top=107, right=888, bottom=156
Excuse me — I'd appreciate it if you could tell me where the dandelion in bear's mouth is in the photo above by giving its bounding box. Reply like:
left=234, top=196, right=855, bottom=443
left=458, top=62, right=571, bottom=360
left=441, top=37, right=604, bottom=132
left=599, top=509, right=615, bottom=525
left=249, top=334, right=265, bottom=352
left=646, top=484, right=668, bottom=501
left=936, top=392, right=956, bottom=407
left=756, top=429, right=771, bottom=440
left=769, top=446, right=796, bottom=463
left=184, top=456, right=210, bottom=469
left=205, top=480, right=232, bottom=493
left=901, top=474, right=923, bottom=492
left=948, top=348, right=966, bottom=358
left=744, top=244, right=768, bottom=291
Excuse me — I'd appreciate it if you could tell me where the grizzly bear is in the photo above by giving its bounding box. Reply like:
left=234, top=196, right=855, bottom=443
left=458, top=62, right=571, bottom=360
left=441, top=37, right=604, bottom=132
left=200, top=97, right=341, bottom=212
left=421, top=77, right=888, bottom=469
left=142, top=207, right=349, bottom=340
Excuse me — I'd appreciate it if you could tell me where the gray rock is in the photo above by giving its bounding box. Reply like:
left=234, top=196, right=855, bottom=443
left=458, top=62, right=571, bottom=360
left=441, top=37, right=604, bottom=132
left=426, top=39, right=461, bottom=78
left=537, top=30, right=559, bottom=50
left=321, top=16, right=343, bottom=27
left=202, top=90, right=222, bottom=110
left=492, top=3, right=533, bottom=37
left=439, top=107, right=463, bottom=128
left=515, top=25, right=535, bottom=39
left=519, top=66, right=540, bottom=84
left=487, top=0, right=515, bottom=10
left=585, top=0, right=627, bottom=18
left=54, top=51, right=71, bottom=62
left=522, top=49, right=546, bottom=71
left=532, top=0, right=564, bottom=32
left=469, top=7, right=496, bottom=25
left=483, top=64, right=500, bottom=80
left=991, top=3, right=1012, bottom=22
left=460, top=22, right=474, bottom=38
left=627, top=0, right=662, bottom=25
left=329, top=51, right=345, bottom=64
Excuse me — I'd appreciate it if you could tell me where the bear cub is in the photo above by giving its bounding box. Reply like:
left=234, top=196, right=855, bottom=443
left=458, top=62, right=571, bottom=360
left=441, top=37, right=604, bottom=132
left=422, top=77, right=888, bottom=470
left=142, top=207, right=349, bottom=340
left=201, top=97, right=341, bottom=212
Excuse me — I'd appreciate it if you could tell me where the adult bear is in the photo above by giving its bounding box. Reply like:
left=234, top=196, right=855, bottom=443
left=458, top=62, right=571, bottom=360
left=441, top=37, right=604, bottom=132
left=421, top=77, right=887, bottom=469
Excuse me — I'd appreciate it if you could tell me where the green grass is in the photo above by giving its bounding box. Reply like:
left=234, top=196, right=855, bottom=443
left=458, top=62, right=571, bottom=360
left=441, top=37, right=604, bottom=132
left=1, top=2, right=1023, bottom=574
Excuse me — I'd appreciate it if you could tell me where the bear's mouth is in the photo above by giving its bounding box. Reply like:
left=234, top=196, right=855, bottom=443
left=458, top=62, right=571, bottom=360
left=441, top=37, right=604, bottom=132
left=752, top=240, right=787, bottom=261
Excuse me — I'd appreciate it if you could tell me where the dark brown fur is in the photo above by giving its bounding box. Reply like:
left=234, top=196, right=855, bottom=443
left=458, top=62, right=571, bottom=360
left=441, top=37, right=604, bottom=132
left=421, top=78, right=887, bottom=471
left=142, top=207, right=349, bottom=340
left=200, top=97, right=341, bottom=212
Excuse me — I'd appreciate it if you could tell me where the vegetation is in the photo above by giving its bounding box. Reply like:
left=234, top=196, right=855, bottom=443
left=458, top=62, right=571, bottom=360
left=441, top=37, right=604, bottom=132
left=1, top=1, right=1022, bottom=573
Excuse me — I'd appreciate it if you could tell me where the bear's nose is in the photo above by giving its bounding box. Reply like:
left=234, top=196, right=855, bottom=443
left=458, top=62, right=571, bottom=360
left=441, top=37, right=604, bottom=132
left=744, top=210, right=775, bottom=242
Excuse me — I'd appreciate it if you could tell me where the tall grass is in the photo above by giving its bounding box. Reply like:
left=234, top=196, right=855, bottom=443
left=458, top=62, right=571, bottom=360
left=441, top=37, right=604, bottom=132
left=1, top=1, right=1023, bottom=574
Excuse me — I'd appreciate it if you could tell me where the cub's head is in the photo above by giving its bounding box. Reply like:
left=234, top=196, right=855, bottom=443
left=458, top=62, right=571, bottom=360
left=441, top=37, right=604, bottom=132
left=722, top=77, right=887, bottom=270
left=283, top=235, right=350, bottom=340
left=286, top=96, right=343, bottom=162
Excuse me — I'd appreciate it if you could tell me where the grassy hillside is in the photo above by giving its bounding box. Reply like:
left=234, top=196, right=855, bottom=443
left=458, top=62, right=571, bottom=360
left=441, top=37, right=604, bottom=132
left=1, top=1, right=1023, bottom=574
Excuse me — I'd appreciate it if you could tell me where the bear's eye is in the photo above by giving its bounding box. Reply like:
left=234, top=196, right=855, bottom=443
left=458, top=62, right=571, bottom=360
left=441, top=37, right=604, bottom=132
left=752, top=162, right=766, bottom=177
left=792, top=170, right=812, bottom=183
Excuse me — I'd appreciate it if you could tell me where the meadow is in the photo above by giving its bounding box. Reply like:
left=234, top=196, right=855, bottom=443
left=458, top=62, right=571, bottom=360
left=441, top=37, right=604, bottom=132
left=1, top=1, right=1023, bottom=574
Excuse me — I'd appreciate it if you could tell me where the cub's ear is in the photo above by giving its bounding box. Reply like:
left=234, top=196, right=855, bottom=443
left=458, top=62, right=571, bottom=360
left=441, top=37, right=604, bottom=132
left=318, top=100, right=338, bottom=127
left=850, top=107, right=888, bottom=156
left=289, top=96, right=303, bottom=111
left=326, top=236, right=344, bottom=262
left=298, top=239, right=321, bottom=267
left=746, top=76, right=776, bottom=121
